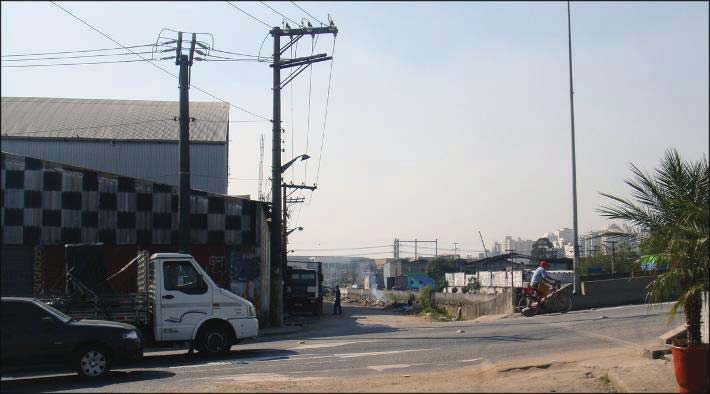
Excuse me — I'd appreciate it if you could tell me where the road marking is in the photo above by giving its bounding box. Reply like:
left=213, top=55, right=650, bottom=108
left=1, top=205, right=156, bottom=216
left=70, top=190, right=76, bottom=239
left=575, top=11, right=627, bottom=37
left=367, top=364, right=417, bottom=371
left=290, top=340, right=373, bottom=350
left=334, top=348, right=435, bottom=358
left=460, top=358, right=483, bottom=363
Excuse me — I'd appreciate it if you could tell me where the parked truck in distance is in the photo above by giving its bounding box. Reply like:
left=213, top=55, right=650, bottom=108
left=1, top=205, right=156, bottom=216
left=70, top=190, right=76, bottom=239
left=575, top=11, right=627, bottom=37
left=285, top=260, right=323, bottom=316
left=42, top=250, right=258, bottom=356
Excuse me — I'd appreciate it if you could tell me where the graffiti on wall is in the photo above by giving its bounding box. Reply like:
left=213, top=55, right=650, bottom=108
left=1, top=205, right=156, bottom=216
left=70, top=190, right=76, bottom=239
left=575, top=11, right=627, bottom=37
left=228, top=247, right=261, bottom=311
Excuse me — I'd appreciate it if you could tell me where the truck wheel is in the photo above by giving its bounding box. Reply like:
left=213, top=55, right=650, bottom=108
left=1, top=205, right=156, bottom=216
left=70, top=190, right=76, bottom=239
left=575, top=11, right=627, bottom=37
left=196, top=325, right=231, bottom=356
left=76, top=346, right=112, bottom=378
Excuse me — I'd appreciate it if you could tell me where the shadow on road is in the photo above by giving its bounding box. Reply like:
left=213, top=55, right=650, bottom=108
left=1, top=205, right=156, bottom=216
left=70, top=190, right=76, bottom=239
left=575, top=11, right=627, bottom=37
left=1, top=348, right=300, bottom=392
left=139, top=348, right=300, bottom=368
left=1, top=370, right=175, bottom=393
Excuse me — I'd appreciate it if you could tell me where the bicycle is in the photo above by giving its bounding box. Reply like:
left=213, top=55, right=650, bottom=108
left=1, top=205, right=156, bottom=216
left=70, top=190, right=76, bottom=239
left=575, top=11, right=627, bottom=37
left=517, top=280, right=573, bottom=317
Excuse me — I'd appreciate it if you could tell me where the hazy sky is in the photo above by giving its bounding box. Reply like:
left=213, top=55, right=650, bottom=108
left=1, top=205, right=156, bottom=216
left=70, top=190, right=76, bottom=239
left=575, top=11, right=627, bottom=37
left=2, top=1, right=708, bottom=258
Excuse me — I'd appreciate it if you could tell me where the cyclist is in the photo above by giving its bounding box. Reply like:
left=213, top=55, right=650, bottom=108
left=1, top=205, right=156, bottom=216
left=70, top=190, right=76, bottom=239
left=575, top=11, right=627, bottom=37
left=529, top=260, right=560, bottom=305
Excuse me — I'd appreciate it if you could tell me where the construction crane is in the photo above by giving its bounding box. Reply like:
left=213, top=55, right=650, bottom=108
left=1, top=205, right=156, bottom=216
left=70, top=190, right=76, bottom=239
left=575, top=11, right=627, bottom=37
left=478, top=230, right=489, bottom=258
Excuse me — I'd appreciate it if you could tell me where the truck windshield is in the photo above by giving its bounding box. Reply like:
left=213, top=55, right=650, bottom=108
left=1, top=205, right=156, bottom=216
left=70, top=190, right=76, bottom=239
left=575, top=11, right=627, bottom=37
left=291, top=273, right=316, bottom=280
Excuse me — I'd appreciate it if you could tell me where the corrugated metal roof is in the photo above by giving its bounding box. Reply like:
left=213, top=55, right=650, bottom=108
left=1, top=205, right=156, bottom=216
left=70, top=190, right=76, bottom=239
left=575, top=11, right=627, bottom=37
left=1, top=97, right=229, bottom=143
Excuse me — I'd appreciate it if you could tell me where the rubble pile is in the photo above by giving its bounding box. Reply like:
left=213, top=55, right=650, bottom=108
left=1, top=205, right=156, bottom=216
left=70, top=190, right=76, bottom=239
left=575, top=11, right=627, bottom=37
left=339, top=295, right=387, bottom=307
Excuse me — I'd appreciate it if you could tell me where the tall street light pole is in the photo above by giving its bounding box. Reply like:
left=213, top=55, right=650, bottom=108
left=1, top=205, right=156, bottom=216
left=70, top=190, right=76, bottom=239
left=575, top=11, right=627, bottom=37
left=567, top=1, right=581, bottom=295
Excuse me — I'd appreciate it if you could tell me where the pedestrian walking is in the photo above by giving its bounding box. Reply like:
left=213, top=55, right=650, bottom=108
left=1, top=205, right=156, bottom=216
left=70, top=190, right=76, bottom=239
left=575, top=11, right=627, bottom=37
left=333, top=285, right=343, bottom=315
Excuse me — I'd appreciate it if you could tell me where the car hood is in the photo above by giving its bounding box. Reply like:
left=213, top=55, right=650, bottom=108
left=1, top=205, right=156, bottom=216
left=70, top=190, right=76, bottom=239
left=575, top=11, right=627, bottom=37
left=72, top=319, right=137, bottom=330
left=218, top=288, right=252, bottom=306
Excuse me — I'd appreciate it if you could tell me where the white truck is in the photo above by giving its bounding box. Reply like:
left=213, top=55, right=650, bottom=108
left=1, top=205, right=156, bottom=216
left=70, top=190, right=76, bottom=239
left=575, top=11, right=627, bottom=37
left=42, top=251, right=258, bottom=355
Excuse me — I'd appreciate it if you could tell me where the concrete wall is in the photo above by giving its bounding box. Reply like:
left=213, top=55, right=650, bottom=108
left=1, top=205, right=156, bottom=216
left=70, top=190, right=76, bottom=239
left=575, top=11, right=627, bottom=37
left=341, top=288, right=512, bottom=321
left=573, top=275, right=658, bottom=310
left=434, top=292, right=512, bottom=320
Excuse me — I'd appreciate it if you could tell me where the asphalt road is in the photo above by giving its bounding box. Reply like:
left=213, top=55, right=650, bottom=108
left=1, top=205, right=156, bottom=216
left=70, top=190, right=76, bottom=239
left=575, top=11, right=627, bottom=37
left=1, top=302, right=682, bottom=392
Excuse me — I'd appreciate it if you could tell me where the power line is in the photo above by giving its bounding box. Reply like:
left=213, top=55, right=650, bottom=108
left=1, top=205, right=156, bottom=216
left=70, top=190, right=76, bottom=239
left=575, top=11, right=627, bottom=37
left=312, top=37, right=337, bottom=194
left=304, top=34, right=318, bottom=185
left=259, top=1, right=302, bottom=26
left=1, top=58, right=164, bottom=68
left=225, top=1, right=272, bottom=28
left=50, top=1, right=270, bottom=122
left=291, top=245, right=392, bottom=251
left=289, top=1, right=326, bottom=26
left=210, top=47, right=273, bottom=59
left=0, top=43, right=156, bottom=57
left=2, top=50, right=156, bottom=62
left=148, top=173, right=263, bottom=181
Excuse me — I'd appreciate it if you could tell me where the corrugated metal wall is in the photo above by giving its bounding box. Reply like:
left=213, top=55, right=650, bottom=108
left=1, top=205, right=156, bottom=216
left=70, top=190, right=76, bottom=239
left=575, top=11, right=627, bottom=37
left=1, top=139, right=227, bottom=194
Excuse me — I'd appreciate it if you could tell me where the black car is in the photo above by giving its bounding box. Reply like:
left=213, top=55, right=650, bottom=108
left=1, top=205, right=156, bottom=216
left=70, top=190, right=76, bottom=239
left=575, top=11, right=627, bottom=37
left=1, top=297, right=143, bottom=378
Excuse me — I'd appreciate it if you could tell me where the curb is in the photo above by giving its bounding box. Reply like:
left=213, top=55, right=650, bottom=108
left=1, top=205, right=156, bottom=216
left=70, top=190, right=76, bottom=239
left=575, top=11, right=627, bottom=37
left=259, top=326, right=304, bottom=337
left=659, top=325, right=686, bottom=345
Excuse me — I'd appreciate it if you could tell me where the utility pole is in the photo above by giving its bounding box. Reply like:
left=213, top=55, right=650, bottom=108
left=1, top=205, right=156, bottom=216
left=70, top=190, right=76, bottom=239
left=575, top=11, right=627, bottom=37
left=435, top=238, right=438, bottom=257
left=605, top=240, right=617, bottom=275
left=258, top=134, right=264, bottom=201
left=505, top=249, right=516, bottom=304
left=453, top=242, right=459, bottom=258
left=282, top=183, right=316, bottom=283
left=414, top=238, right=418, bottom=260
left=176, top=32, right=197, bottom=253
left=269, top=22, right=337, bottom=327
left=566, top=1, right=581, bottom=295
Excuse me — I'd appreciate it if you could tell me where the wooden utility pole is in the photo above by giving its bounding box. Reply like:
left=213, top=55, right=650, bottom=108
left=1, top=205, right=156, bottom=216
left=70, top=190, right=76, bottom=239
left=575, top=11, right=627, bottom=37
left=269, top=22, right=337, bottom=326
left=177, top=32, right=197, bottom=252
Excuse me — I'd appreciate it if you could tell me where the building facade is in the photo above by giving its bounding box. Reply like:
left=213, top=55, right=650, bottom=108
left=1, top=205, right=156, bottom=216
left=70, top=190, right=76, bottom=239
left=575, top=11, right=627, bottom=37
left=1, top=97, right=230, bottom=194
left=0, top=152, right=271, bottom=322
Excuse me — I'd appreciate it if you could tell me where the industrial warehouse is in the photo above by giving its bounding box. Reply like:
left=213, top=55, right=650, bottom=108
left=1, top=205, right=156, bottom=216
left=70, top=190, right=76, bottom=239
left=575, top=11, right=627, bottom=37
left=0, top=96, right=271, bottom=323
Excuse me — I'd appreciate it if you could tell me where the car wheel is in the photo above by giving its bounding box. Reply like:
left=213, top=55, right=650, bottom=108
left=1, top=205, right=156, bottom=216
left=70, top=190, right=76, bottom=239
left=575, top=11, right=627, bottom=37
left=196, top=325, right=231, bottom=356
left=76, top=347, right=111, bottom=378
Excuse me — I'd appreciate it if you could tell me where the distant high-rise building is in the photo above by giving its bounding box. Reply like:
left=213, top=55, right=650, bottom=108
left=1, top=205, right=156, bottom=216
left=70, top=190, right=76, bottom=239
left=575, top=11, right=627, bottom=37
left=555, top=228, right=575, bottom=247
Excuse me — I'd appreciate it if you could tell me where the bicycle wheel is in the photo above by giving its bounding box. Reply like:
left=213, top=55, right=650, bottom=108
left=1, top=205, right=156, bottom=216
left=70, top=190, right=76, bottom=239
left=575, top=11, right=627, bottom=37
left=556, top=294, right=572, bottom=313
left=518, top=296, right=538, bottom=317
left=548, top=294, right=572, bottom=313
left=517, top=295, right=531, bottom=312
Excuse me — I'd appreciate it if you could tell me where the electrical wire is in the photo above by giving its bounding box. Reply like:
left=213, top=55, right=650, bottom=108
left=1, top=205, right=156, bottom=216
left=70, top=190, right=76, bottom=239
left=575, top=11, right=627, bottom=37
left=289, top=1, right=326, bottom=26
left=0, top=43, right=157, bottom=58
left=50, top=1, right=270, bottom=122
left=197, top=58, right=263, bottom=62
left=210, top=47, right=272, bottom=59
left=225, top=1, right=272, bottom=28
left=1, top=50, right=157, bottom=62
left=148, top=173, right=263, bottom=181
left=257, top=32, right=271, bottom=63
left=1, top=58, right=164, bottom=68
left=310, top=36, right=337, bottom=204
left=291, top=245, right=392, bottom=251
left=259, top=1, right=302, bottom=26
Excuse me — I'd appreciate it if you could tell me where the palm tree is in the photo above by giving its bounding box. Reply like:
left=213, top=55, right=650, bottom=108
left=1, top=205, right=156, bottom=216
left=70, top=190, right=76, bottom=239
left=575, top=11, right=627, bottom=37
left=598, top=148, right=709, bottom=346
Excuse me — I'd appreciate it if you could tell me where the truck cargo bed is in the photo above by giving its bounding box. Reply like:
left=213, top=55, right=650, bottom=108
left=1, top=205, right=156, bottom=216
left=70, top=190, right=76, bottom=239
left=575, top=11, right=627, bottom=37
left=39, top=293, right=151, bottom=326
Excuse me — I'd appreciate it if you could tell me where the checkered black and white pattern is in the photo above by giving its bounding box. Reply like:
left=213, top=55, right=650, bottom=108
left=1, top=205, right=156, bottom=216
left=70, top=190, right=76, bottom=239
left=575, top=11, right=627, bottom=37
left=1, top=152, right=259, bottom=246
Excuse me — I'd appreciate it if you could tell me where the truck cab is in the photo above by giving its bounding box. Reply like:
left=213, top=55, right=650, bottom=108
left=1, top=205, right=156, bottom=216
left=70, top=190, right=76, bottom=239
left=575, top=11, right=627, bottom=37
left=145, top=253, right=258, bottom=353
left=285, top=261, right=323, bottom=316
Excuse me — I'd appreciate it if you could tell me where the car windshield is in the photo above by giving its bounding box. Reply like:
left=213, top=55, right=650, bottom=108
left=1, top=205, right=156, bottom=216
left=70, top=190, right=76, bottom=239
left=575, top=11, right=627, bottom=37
left=34, top=300, right=73, bottom=323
